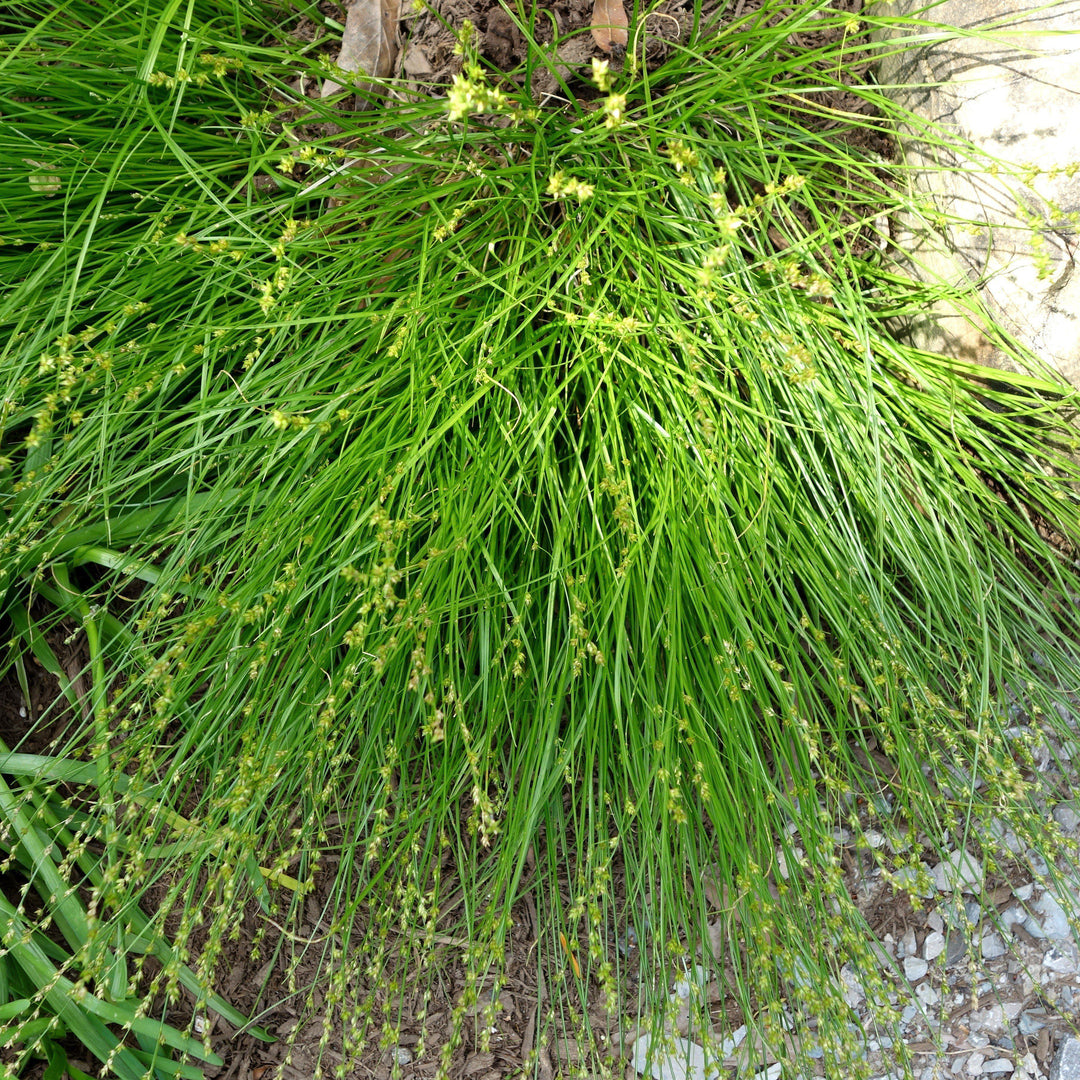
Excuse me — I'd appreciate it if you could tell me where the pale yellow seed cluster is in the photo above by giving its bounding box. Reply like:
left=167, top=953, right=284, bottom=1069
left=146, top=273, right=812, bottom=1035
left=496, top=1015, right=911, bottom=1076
left=665, top=139, right=700, bottom=173
left=562, top=837, right=621, bottom=1012
left=277, top=142, right=347, bottom=178
left=591, top=57, right=614, bottom=91
left=5, top=306, right=162, bottom=504
left=446, top=69, right=510, bottom=122
left=601, top=92, right=627, bottom=129
left=547, top=171, right=595, bottom=202
left=146, top=51, right=244, bottom=89
left=567, top=584, right=604, bottom=676
left=598, top=462, right=638, bottom=577
left=255, top=216, right=305, bottom=314
left=433, top=205, right=465, bottom=241
left=692, top=172, right=811, bottom=301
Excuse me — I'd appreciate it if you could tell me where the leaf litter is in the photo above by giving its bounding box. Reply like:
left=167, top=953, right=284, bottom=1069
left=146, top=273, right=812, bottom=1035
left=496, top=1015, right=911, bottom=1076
left=589, top=0, right=628, bottom=56
left=322, top=0, right=403, bottom=104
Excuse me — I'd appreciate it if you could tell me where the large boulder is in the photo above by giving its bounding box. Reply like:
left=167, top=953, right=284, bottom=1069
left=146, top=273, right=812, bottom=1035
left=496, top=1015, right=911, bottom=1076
left=871, top=0, right=1080, bottom=382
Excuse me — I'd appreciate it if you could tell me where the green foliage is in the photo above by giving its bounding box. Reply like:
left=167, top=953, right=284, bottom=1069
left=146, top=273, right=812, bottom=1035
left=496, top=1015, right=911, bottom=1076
left=3, top=0, right=1080, bottom=1076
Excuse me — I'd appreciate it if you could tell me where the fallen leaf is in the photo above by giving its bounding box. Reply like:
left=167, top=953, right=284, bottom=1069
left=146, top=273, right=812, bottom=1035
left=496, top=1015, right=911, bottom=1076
left=322, top=0, right=402, bottom=104
left=1036, top=1024, right=1051, bottom=1064
left=24, top=160, right=61, bottom=196
left=463, top=1052, right=495, bottom=1076
left=590, top=0, right=628, bottom=55
left=401, top=44, right=433, bottom=77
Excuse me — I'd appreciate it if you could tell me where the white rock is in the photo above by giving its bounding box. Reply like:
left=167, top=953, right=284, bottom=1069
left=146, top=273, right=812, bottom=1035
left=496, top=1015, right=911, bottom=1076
left=982, top=1059, right=1015, bottom=1075
left=1026, top=850, right=1050, bottom=879
left=871, top=0, right=1080, bottom=384
left=1049, top=1036, right=1080, bottom=1080
left=1014, top=884, right=1034, bottom=902
left=924, top=931, right=946, bottom=961
left=892, top=864, right=937, bottom=898
left=932, top=850, right=984, bottom=894
left=1054, top=804, right=1080, bottom=832
left=901, top=927, right=918, bottom=958
left=988, top=820, right=1025, bottom=856
left=916, top=981, right=940, bottom=1007
left=671, top=964, right=709, bottom=1000
left=631, top=1035, right=711, bottom=1080
left=972, top=1003, right=1024, bottom=1029
left=1034, top=892, right=1072, bottom=940
left=982, top=932, right=1009, bottom=960
left=1023, top=915, right=1048, bottom=940
left=1016, top=1053, right=1040, bottom=1078
left=967, top=1054, right=989, bottom=1077
left=871, top=938, right=895, bottom=969
left=840, top=965, right=865, bottom=1008
left=905, top=955, right=930, bottom=980
left=1019, top=1014, right=1047, bottom=1037
left=718, top=1026, right=747, bottom=1057
left=1001, top=905, right=1028, bottom=929
left=1043, top=945, right=1079, bottom=975
left=776, top=847, right=792, bottom=880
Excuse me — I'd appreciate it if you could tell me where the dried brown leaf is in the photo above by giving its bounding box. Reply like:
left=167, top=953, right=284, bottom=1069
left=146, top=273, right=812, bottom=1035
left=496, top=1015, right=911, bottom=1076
left=462, top=1053, right=496, bottom=1076
left=590, top=0, right=628, bottom=55
left=401, top=44, right=433, bottom=77
left=322, top=0, right=402, bottom=103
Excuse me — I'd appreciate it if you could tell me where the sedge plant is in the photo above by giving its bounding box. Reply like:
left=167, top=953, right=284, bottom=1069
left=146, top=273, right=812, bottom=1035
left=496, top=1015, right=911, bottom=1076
left=2, top=0, right=1080, bottom=1077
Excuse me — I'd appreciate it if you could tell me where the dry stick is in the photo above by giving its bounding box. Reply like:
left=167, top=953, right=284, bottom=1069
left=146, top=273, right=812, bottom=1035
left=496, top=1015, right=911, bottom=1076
left=520, top=890, right=541, bottom=1061
left=64, top=656, right=93, bottom=727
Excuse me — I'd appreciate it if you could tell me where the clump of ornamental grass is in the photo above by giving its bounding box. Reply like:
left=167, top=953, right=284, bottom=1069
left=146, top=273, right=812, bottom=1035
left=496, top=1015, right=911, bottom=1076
left=3, top=0, right=1080, bottom=1077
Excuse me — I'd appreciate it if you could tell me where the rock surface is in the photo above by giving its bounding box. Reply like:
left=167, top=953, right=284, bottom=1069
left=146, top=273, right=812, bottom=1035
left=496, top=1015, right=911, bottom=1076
left=1050, top=1035, right=1080, bottom=1080
left=871, top=0, right=1080, bottom=382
